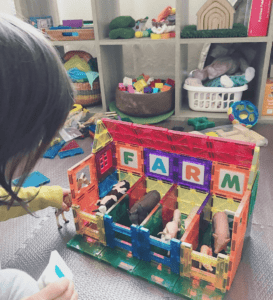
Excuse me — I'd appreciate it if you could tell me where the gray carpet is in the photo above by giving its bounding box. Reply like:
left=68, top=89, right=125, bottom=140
left=0, top=120, right=272, bottom=300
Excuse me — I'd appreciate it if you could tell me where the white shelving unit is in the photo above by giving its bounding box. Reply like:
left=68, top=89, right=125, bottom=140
left=13, top=0, right=273, bottom=123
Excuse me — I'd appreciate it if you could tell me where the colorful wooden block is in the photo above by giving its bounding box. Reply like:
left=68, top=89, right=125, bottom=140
left=155, top=83, right=164, bottom=89
left=153, top=88, right=159, bottom=93
left=134, top=79, right=148, bottom=92
left=166, top=78, right=175, bottom=87
left=161, top=85, right=172, bottom=92
left=142, top=73, right=150, bottom=82
left=123, top=77, right=133, bottom=86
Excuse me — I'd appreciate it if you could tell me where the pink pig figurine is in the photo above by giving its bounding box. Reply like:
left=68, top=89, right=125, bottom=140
left=212, top=212, right=231, bottom=254
left=158, top=209, right=181, bottom=242
left=200, top=245, right=213, bottom=272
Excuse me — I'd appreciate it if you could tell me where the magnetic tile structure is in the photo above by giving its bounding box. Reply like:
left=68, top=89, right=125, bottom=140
left=66, top=119, right=260, bottom=299
left=13, top=171, right=50, bottom=188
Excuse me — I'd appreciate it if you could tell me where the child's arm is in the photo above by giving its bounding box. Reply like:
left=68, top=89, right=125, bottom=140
left=0, top=186, right=64, bottom=222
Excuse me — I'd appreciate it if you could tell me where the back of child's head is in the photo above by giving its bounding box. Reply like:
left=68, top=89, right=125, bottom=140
left=0, top=14, right=74, bottom=208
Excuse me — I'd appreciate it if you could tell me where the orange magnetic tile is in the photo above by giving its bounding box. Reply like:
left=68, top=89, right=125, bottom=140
left=210, top=162, right=250, bottom=199
left=181, top=214, right=200, bottom=250
left=115, top=142, right=144, bottom=175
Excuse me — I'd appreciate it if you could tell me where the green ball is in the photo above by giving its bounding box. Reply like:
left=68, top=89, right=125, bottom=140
left=109, top=16, right=135, bottom=30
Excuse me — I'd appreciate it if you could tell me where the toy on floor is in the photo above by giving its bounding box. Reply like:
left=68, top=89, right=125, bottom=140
left=188, top=117, right=215, bottom=131
left=228, top=100, right=259, bottom=128
left=78, top=111, right=117, bottom=129
left=200, top=245, right=213, bottom=271
left=43, top=140, right=66, bottom=159
left=109, top=16, right=135, bottom=39
left=158, top=209, right=181, bottom=243
left=128, top=190, right=161, bottom=225
left=55, top=192, right=72, bottom=230
left=212, top=212, right=230, bottom=254
left=12, top=171, right=50, bottom=188
left=94, top=180, right=130, bottom=214
left=37, top=250, right=73, bottom=289
left=202, top=124, right=268, bottom=147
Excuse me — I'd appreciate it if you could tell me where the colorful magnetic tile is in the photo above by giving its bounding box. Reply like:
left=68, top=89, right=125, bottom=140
left=207, top=136, right=255, bottom=168
left=115, top=142, right=143, bottom=175
left=101, top=119, right=140, bottom=146
left=58, top=147, right=84, bottom=158
left=134, top=124, right=172, bottom=152
left=95, top=142, right=115, bottom=181
left=98, top=170, right=118, bottom=198
left=211, top=162, right=250, bottom=199
left=59, top=140, right=80, bottom=152
left=92, top=120, right=113, bottom=154
left=43, top=141, right=65, bottom=158
left=144, top=149, right=174, bottom=183
left=153, top=88, right=159, bottom=93
left=13, top=171, right=50, bottom=187
left=175, top=155, right=212, bottom=192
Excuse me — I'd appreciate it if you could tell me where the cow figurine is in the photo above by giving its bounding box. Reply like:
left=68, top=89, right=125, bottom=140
left=55, top=173, right=89, bottom=229
left=212, top=211, right=231, bottom=254
left=158, top=209, right=181, bottom=242
left=93, top=180, right=130, bottom=215
left=128, top=190, right=161, bottom=225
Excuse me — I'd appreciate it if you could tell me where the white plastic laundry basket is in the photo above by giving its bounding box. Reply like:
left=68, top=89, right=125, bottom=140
left=184, top=84, right=248, bottom=112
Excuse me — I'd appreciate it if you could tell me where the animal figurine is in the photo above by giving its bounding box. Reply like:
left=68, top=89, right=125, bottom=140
left=55, top=173, right=89, bottom=229
left=212, top=212, right=231, bottom=254
left=55, top=192, right=72, bottom=230
left=183, top=206, right=200, bottom=231
left=93, top=180, right=130, bottom=215
left=158, top=209, right=181, bottom=242
left=200, top=245, right=213, bottom=272
left=128, top=190, right=161, bottom=225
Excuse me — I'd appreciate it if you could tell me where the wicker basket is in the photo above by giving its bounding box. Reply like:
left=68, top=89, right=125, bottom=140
left=46, top=28, right=94, bottom=41
left=74, top=78, right=101, bottom=106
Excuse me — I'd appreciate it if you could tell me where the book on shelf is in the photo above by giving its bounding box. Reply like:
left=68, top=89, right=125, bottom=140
left=247, top=0, right=273, bottom=37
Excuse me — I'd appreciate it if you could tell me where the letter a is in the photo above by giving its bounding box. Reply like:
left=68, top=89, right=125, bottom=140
left=152, top=158, right=167, bottom=174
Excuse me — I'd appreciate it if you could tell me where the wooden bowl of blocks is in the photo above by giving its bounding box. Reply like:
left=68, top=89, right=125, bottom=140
left=115, top=77, right=175, bottom=117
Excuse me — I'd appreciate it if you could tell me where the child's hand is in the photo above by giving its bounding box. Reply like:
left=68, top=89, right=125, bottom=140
left=62, top=189, right=71, bottom=212
left=22, top=278, right=78, bottom=300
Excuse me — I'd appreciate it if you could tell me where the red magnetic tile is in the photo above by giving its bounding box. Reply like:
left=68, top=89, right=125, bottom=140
left=59, top=140, right=80, bottom=152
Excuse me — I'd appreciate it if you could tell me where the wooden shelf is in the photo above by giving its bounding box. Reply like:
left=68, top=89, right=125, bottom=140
left=18, top=0, right=273, bottom=123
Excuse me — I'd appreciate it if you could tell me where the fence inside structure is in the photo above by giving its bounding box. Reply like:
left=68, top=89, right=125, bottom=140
left=180, top=242, right=229, bottom=293
left=72, top=205, right=106, bottom=245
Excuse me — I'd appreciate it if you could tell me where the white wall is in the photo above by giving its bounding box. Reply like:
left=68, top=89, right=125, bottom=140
left=57, top=0, right=92, bottom=22
left=0, top=0, right=16, bottom=15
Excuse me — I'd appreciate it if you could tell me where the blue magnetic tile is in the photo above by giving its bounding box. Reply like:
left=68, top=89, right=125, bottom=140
left=43, top=141, right=66, bottom=159
left=98, top=171, right=118, bottom=198
left=13, top=171, right=50, bottom=188
left=58, top=147, right=84, bottom=159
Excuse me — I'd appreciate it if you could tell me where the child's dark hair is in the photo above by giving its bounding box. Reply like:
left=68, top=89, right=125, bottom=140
left=0, top=14, right=74, bottom=210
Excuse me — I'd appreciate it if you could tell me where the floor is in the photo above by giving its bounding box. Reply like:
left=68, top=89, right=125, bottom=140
left=0, top=118, right=272, bottom=300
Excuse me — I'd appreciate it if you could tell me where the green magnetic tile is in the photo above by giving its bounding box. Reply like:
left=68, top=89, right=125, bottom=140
left=98, top=247, right=140, bottom=272
left=132, top=260, right=179, bottom=291
left=67, top=235, right=105, bottom=257
left=172, top=277, right=225, bottom=300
